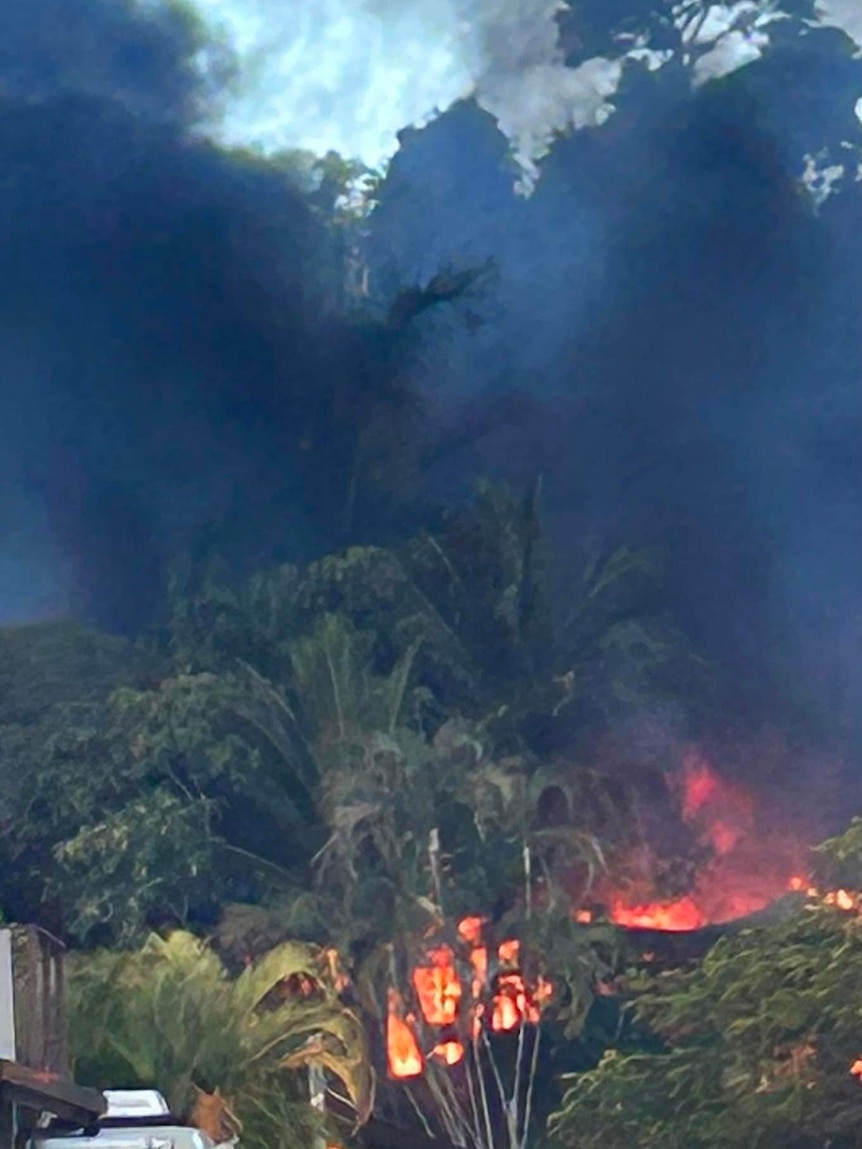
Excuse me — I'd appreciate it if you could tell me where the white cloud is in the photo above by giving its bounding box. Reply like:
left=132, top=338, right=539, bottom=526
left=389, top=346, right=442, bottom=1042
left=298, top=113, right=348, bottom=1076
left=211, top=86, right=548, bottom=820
left=816, top=0, right=862, bottom=49
left=182, top=0, right=592, bottom=171
left=683, top=2, right=761, bottom=45
left=692, top=26, right=770, bottom=85
left=483, top=56, right=623, bottom=178
left=188, top=0, right=477, bottom=163
left=801, top=152, right=846, bottom=207
left=168, top=0, right=862, bottom=176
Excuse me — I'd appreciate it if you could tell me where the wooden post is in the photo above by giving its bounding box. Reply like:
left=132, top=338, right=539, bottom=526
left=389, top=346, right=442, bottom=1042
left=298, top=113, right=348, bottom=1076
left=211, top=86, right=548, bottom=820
left=0, top=927, right=104, bottom=1144
left=8, top=927, right=68, bottom=1076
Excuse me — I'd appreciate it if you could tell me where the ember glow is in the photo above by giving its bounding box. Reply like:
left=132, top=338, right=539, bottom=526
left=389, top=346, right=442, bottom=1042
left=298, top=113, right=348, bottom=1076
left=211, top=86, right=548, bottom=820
left=591, top=751, right=812, bottom=933
left=386, top=920, right=551, bottom=1079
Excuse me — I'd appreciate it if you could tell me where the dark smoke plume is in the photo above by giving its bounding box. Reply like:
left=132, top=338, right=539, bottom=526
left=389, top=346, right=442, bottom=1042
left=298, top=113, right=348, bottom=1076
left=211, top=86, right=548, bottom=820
left=364, top=60, right=862, bottom=763
left=0, top=0, right=859, bottom=787
left=0, top=0, right=394, bottom=631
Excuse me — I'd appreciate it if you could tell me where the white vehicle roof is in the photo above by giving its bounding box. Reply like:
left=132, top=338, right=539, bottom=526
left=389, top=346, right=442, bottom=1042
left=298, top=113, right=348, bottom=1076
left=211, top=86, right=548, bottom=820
left=103, top=1091, right=172, bottom=1120
left=29, top=1090, right=225, bottom=1149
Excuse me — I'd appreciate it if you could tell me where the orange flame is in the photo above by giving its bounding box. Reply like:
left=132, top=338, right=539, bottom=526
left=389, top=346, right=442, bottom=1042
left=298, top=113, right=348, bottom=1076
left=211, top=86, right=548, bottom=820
left=387, top=990, right=423, bottom=1078
left=492, top=977, right=524, bottom=1032
left=432, top=1040, right=465, bottom=1065
left=386, top=921, right=551, bottom=1078
left=824, top=889, right=856, bottom=911
left=469, top=946, right=488, bottom=996
left=679, top=751, right=755, bottom=857
left=498, top=938, right=520, bottom=965
left=610, top=895, right=705, bottom=932
left=412, top=946, right=462, bottom=1025
left=490, top=971, right=552, bottom=1030
left=595, top=751, right=812, bottom=932
left=458, top=916, right=485, bottom=944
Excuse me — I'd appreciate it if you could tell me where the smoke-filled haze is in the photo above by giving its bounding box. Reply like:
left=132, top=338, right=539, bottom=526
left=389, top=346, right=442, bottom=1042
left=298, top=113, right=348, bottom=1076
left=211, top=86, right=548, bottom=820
left=0, top=0, right=860, bottom=795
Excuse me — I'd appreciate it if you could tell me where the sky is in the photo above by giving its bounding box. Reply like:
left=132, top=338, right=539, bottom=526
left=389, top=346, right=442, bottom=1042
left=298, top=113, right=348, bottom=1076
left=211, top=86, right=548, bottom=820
left=178, top=0, right=862, bottom=175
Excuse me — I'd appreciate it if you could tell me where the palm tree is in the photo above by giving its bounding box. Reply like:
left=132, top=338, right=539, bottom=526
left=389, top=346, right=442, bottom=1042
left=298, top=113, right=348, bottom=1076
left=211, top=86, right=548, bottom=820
left=66, top=931, right=372, bottom=1149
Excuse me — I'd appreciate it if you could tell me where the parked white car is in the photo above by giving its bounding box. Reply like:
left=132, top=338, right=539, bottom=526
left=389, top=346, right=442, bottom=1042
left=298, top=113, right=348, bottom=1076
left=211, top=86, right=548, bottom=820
left=28, top=1089, right=236, bottom=1149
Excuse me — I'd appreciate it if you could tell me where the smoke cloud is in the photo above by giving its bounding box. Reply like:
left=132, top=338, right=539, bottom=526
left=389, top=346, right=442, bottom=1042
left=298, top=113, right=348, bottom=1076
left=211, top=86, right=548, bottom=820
left=0, top=0, right=860, bottom=792
left=358, top=20, right=862, bottom=759
left=186, top=0, right=862, bottom=177
left=183, top=0, right=601, bottom=169
left=0, top=0, right=357, bottom=629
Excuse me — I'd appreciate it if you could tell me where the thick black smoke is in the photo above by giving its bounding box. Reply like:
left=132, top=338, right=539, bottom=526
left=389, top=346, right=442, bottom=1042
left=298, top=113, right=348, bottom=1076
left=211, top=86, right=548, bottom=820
left=0, top=0, right=859, bottom=781
left=1, top=0, right=400, bottom=632
left=363, top=50, right=862, bottom=761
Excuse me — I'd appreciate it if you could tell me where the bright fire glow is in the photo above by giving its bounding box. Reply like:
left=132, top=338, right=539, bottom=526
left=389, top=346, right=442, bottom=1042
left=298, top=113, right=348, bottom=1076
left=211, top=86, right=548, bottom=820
left=412, top=946, right=462, bottom=1025
left=387, top=990, right=424, bottom=1078
left=458, top=917, right=484, bottom=944
left=592, top=751, right=812, bottom=933
left=387, top=922, right=551, bottom=1078
left=610, top=895, right=705, bottom=932
left=498, top=939, right=519, bottom=964
left=824, top=889, right=856, bottom=911
left=432, top=1040, right=465, bottom=1065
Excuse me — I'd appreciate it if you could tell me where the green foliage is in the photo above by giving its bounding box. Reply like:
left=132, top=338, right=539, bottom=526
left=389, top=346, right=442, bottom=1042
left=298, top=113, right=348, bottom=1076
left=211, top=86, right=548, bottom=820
left=0, top=621, right=151, bottom=822
left=0, top=482, right=705, bottom=965
left=0, top=621, right=167, bottom=936
left=0, top=619, right=149, bottom=726
left=548, top=820, right=862, bottom=1149
left=289, top=612, right=422, bottom=745
left=52, top=790, right=218, bottom=943
left=3, top=659, right=325, bottom=942
left=67, top=930, right=371, bottom=1147
left=814, top=816, right=862, bottom=889
left=311, top=729, right=449, bottom=939
left=165, top=483, right=703, bottom=742
left=402, top=479, right=551, bottom=699
left=553, top=542, right=717, bottom=728
left=524, top=907, right=622, bottom=1041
